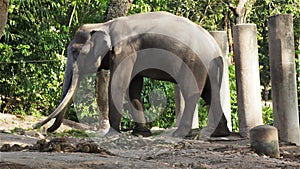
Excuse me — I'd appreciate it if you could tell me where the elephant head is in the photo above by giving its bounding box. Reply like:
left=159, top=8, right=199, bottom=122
left=33, top=25, right=111, bottom=130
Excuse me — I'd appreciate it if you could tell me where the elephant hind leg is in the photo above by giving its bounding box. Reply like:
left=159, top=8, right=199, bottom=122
left=172, top=93, right=199, bottom=137
left=129, top=76, right=151, bottom=137
left=108, top=78, right=122, bottom=134
left=205, top=57, right=231, bottom=137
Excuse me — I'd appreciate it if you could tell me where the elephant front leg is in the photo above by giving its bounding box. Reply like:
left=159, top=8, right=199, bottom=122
left=96, top=70, right=110, bottom=134
left=107, top=79, right=123, bottom=134
left=210, top=114, right=230, bottom=137
left=129, top=76, right=151, bottom=137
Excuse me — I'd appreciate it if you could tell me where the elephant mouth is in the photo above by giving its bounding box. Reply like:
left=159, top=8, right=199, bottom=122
left=33, top=62, right=79, bottom=129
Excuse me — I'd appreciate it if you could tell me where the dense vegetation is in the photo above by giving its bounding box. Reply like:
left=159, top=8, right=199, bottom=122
left=0, top=0, right=299, bottom=131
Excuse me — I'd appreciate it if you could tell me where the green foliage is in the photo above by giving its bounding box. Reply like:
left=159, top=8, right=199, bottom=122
left=73, top=75, right=99, bottom=125
left=141, top=78, right=176, bottom=129
left=0, top=0, right=108, bottom=117
left=130, top=0, right=230, bottom=30
left=228, top=65, right=239, bottom=132
left=48, top=129, right=90, bottom=137
left=197, top=99, right=208, bottom=128
left=262, top=105, right=274, bottom=126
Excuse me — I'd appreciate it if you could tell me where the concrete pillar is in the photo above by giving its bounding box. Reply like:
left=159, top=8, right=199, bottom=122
left=233, top=24, right=263, bottom=138
left=209, top=31, right=232, bottom=132
left=268, top=14, right=300, bottom=145
left=175, top=85, right=199, bottom=129
left=209, top=31, right=230, bottom=63
left=298, top=36, right=300, bottom=60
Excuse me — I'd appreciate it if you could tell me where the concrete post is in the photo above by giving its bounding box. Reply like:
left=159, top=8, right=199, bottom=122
left=209, top=31, right=232, bottom=132
left=209, top=31, right=230, bottom=63
left=298, top=36, right=300, bottom=60
left=268, top=14, right=300, bottom=145
left=233, top=24, right=263, bottom=138
left=175, top=85, right=199, bottom=129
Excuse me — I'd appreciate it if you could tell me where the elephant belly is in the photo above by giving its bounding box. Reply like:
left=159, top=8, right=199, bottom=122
left=138, top=69, right=176, bottom=83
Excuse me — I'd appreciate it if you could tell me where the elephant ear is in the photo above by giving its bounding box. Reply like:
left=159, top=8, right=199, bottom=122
left=89, top=30, right=112, bottom=57
left=71, top=29, right=111, bottom=54
left=72, top=30, right=111, bottom=70
left=85, top=30, right=111, bottom=68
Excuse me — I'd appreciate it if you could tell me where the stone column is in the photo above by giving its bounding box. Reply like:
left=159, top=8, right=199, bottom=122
left=233, top=24, right=263, bottom=137
left=298, top=36, right=300, bottom=60
left=209, top=31, right=232, bottom=132
left=268, top=14, right=300, bottom=145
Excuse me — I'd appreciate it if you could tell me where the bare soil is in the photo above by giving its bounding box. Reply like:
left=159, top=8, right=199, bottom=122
left=0, top=113, right=299, bottom=169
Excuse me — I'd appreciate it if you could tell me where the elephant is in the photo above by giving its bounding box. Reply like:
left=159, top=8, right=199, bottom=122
left=34, top=11, right=230, bottom=138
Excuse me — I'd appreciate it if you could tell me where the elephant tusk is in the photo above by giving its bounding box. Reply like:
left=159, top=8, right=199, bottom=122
left=33, top=62, right=79, bottom=129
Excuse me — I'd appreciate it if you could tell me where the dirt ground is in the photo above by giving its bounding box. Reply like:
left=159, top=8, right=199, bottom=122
left=0, top=113, right=299, bottom=169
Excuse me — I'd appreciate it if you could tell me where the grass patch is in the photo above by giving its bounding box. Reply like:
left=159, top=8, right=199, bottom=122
left=47, top=129, right=91, bottom=138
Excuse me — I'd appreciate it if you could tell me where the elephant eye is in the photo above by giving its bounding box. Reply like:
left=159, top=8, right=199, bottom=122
left=72, top=48, right=79, bottom=60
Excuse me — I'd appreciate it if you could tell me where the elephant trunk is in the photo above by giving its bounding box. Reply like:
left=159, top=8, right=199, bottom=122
left=33, top=62, right=79, bottom=129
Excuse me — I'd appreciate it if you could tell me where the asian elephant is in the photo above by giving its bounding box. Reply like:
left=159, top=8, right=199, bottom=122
left=34, top=12, right=230, bottom=137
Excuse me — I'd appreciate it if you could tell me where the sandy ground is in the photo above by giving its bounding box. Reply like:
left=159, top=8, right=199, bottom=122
left=0, top=113, right=299, bottom=169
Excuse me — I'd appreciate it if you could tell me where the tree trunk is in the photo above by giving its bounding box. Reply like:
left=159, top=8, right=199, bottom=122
left=0, top=0, right=9, bottom=39
left=104, top=0, right=132, bottom=21
left=228, top=0, right=256, bottom=24
left=226, top=0, right=256, bottom=59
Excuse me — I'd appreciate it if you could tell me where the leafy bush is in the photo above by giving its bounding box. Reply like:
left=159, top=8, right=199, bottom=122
left=228, top=65, right=239, bottom=131
left=0, top=0, right=108, bottom=117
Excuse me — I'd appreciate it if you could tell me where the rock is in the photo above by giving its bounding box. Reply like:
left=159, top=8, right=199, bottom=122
left=250, top=125, right=280, bottom=158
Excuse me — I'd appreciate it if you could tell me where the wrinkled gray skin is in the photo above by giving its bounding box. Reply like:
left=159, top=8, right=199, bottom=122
left=34, top=12, right=230, bottom=137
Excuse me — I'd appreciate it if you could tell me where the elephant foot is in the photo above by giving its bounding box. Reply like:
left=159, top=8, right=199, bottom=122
left=105, top=127, right=121, bottom=137
left=97, top=120, right=110, bottom=136
left=211, top=129, right=231, bottom=137
left=172, top=127, right=190, bottom=138
left=132, top=127, right=152, bottom=137
left=210, top=122, right=231, bottom=137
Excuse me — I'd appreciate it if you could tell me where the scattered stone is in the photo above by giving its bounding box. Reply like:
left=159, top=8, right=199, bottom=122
left=13, top=128, right=25, bottom=135
left=0, top=144, right=11, bottom=151
left=0, top=144, right=27, bottom=152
